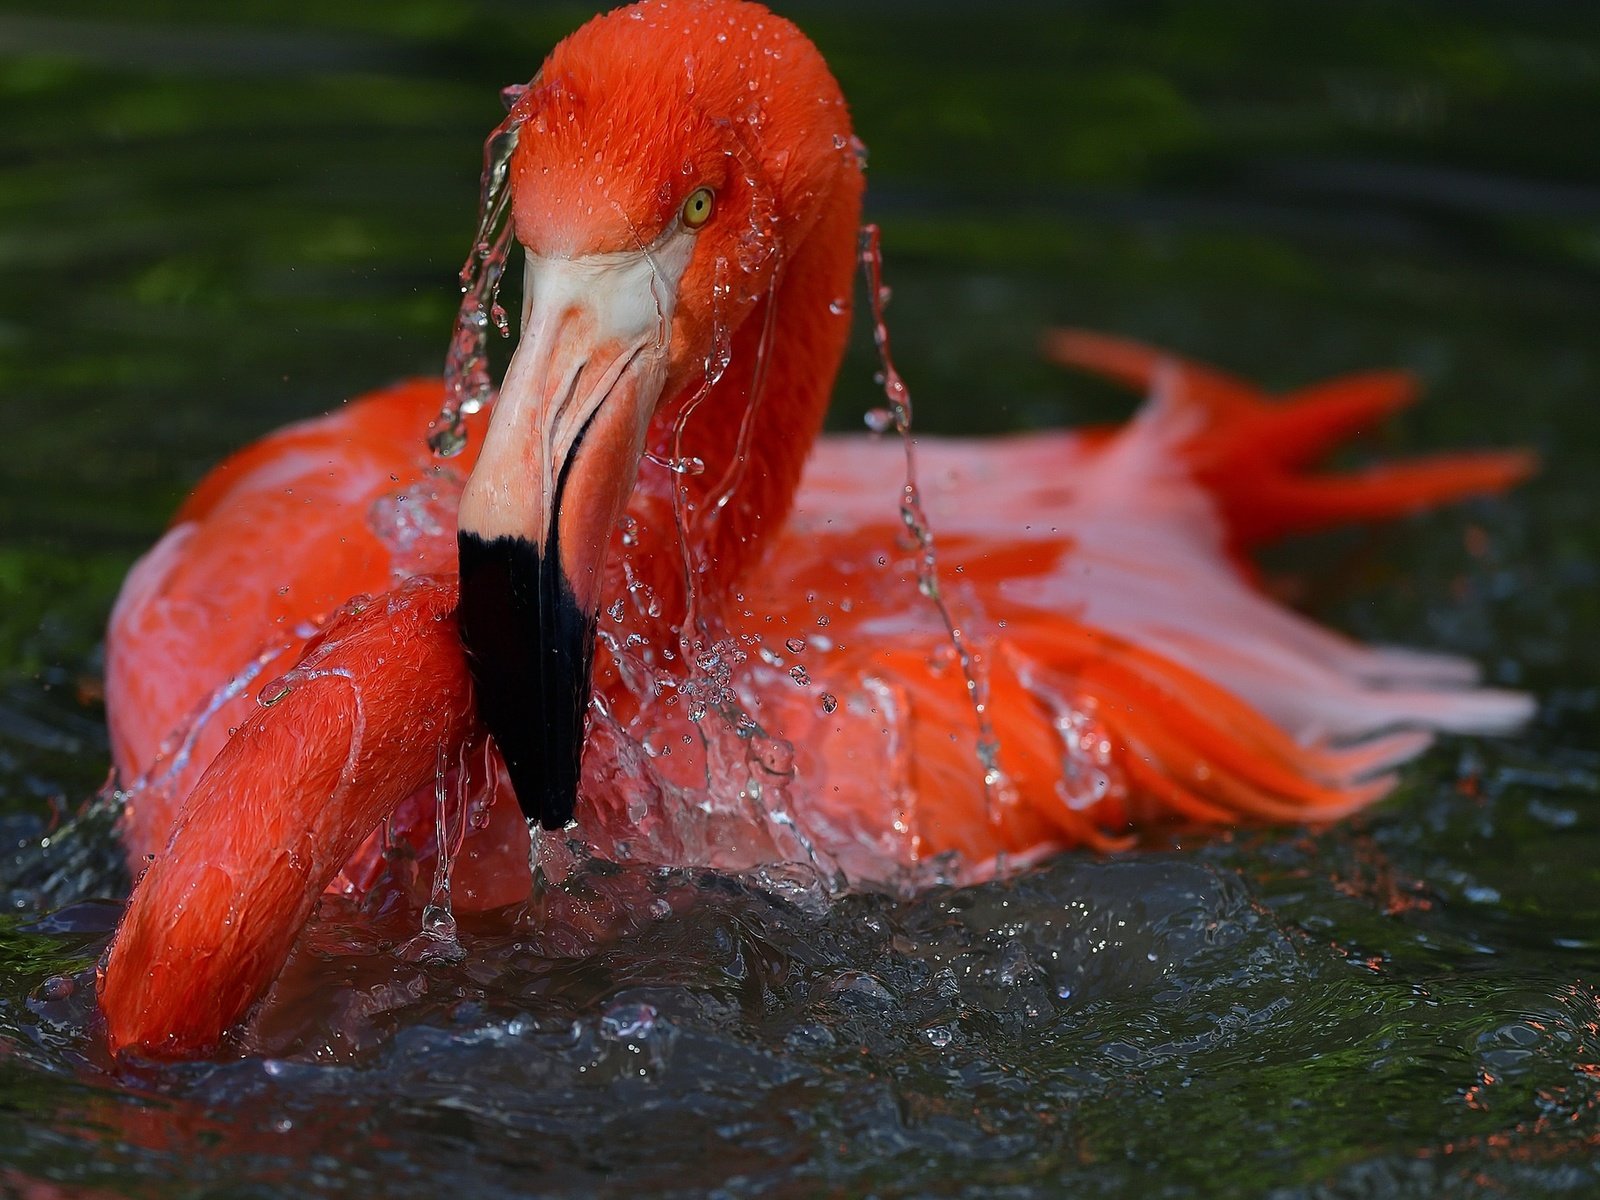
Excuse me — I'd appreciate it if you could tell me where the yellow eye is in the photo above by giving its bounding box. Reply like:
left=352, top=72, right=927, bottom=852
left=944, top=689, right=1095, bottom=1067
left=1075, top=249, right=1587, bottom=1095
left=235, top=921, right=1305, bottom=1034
left=681, top=186, right=715, bottom=228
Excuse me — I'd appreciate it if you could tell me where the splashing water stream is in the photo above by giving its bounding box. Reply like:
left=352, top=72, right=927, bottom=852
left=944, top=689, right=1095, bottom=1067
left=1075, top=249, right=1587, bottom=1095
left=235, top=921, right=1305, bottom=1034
left=402, top=742, right=467, bottom=963
left=858, top=223, right=1006, bottom=818
left=428, top=83, right=531, bottom=458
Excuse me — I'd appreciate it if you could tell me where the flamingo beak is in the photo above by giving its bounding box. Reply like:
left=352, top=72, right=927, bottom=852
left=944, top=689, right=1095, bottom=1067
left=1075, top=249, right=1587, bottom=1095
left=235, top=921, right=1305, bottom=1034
left=457, top=245, right=685, bottom=829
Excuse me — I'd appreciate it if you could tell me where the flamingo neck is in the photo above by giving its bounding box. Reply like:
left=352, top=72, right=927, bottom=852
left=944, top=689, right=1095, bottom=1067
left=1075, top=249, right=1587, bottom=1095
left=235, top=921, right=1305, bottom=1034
left=632, top=162, right=864, bottom=619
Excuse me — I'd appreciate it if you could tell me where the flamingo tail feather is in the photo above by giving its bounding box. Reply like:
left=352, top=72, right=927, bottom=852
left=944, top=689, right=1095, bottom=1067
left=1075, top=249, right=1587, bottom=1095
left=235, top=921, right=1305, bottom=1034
left=1044, top=327, right=1535, bottom=547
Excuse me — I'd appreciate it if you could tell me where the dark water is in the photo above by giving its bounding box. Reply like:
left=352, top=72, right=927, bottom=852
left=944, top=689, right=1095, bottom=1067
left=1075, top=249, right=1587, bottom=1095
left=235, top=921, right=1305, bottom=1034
left=2, top=2, right=1598, bottom=1196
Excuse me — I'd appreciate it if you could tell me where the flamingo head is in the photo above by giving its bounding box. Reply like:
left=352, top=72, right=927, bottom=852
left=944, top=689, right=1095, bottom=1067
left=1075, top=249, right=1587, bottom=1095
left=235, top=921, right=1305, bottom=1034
left=456, top=0, right=859, bottom=830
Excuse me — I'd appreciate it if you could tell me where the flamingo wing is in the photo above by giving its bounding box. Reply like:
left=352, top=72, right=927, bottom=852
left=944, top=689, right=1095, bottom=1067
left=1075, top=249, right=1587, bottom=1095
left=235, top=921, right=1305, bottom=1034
left=107, top=381, right=462, bottom=862
left=99, top=575, right=475, bottom=1055
left=738, top=347, right=1531, bottom=876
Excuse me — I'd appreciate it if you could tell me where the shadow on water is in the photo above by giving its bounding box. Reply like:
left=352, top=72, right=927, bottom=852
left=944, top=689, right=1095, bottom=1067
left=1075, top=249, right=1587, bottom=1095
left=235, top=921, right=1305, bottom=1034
left=0, top=1, right=1597, bottom=1196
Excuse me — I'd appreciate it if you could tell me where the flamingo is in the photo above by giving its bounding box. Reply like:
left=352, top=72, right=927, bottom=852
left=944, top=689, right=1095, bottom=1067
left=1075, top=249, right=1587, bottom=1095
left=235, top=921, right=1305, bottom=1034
left=96, top=0, right=1533, bottom=1057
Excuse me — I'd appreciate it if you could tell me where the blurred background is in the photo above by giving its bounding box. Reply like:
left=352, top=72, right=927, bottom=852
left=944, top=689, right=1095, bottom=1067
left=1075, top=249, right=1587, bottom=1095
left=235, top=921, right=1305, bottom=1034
left=1, top=2, right=1596, bottom=750
left=0, top=3, right=1596, bottom=1196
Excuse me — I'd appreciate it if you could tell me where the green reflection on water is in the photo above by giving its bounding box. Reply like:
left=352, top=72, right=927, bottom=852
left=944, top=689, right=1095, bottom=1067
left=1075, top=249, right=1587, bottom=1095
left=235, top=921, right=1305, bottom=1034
left=0, top=2, right=1595, bottom=1196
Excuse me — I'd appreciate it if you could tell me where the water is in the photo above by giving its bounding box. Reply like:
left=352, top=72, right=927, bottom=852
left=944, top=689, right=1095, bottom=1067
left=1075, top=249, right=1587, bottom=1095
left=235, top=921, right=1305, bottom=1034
left=859, top=221, right=1005, bottom=810
left=1, top=2, right=1598, bottom=1196
left=428, top=85, right=527, bottom=458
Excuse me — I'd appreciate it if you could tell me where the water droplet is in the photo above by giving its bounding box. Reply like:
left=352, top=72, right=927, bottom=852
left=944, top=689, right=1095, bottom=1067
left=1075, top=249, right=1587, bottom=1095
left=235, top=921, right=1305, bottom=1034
left=789, top=665, right=810, bottom=686
left=600, top=1001, right=658, bottom=1042
left=996, top=940, right=1035, bottom=986
left=257, top=676, right=293, bottom=707
left=784, top=636, right=806, bottom=654
left=819, top=692, right=838, bottom=714
left=863, top=407, right=894, bottom=434
left=924, top=1025, right=953, bottom=1048
left=432, top=97, right=528, bottom=457
left=646, top=451, right=707, bottom=477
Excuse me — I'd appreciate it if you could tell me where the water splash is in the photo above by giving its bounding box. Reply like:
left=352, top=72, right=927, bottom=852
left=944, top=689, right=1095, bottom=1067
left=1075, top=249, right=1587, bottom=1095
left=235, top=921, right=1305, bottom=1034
left=366, top=475, right=462, bottom=582
left=401, top=742, right=467, bottom=964
left=695, top=142, right=783, bottom=528
left=428, top=86, right=532, bottom=457
left=662, top=137, right=783, bottom=630
left=857, top=224, right=1005, bottom=817
left=640, top=151, right=839, bottom=889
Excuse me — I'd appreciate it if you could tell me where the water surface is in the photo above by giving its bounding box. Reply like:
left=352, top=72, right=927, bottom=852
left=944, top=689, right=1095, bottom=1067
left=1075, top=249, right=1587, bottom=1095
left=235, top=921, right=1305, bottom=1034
left=1, top=3, right=1597, bottom=1196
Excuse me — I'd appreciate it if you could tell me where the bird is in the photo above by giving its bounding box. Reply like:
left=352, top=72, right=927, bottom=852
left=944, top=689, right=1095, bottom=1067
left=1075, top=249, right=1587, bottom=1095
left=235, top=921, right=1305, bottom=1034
left=95, top=0, right=1533, bottom=1057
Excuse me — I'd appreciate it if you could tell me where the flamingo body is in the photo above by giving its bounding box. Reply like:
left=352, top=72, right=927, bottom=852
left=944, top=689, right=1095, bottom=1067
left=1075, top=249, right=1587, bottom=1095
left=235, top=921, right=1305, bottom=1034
left=98, top=0, right=1531, bottom=1056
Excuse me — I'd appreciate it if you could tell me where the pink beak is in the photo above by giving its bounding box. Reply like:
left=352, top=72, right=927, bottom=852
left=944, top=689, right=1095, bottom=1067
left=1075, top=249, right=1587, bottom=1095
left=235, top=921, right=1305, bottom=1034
left=455, top=247, right=680, bottom=828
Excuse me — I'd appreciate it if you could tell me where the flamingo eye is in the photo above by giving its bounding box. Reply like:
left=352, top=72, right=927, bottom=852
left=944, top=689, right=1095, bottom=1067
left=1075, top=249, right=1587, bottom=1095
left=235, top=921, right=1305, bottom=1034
left=681, top=187, right=715, bottom=228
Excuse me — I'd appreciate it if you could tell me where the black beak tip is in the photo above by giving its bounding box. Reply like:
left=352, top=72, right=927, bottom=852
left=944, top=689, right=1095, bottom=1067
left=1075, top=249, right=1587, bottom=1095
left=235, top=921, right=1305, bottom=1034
left=457, top=530, right=597, bottom=832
